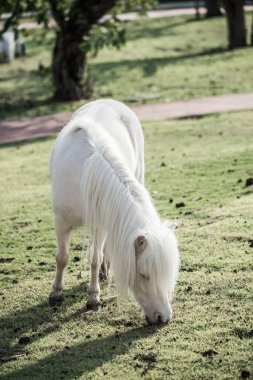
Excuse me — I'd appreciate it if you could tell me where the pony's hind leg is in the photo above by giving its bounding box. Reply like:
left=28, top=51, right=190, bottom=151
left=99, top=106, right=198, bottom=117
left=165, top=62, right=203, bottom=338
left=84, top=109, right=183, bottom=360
left=99, top=257, right=110, bottom=281
left=49, top=218, right=72, bottom=305
left=87, top=231, right=106, bottom=310
left=99, top=240, right=110, bottom=281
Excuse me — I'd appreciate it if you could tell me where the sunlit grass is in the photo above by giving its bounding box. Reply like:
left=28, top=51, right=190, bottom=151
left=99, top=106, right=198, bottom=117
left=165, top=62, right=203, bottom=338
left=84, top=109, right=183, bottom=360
left=0, top=111, right=252, bottom=379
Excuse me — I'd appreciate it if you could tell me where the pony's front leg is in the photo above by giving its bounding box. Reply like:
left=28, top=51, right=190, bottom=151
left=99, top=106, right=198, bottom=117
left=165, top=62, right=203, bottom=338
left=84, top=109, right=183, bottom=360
left=87, top=240, right=104, bottom=310
left=49, top=218, right=72, bottom=305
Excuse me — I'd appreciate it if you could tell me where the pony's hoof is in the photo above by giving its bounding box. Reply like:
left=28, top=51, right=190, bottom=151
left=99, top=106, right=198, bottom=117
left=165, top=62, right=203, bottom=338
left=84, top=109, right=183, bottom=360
left=49, top=290, right=64, bottom=306
left=86, top=301, right=101, bottom=311
left=99, top=270, right=108, bottom=281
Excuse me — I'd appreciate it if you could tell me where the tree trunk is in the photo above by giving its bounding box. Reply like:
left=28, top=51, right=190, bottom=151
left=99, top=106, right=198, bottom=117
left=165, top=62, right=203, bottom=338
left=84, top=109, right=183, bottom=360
left=52, top=31, right=85, bottom=101
left=195, top=0, right=200, bottom=20
left=223, top=0, right=247, bottom=49
left=49, top=0, right=117, bottom=101
left=251, top=9, right=253, bottom=46
left=205, top=0, right=222, bottom=18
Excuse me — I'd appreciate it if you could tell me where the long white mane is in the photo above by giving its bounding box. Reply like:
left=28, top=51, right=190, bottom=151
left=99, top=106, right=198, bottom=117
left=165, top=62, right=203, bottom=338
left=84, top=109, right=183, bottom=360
left=71, top=118, right=179, bottom=298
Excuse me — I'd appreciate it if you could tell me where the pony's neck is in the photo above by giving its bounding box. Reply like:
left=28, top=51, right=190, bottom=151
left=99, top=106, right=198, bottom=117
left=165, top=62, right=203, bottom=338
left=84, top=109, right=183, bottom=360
left=82, top=130, right=160, bottom=246
left=101, top=153, right=160, bottom=242
left=129, top=181, right=160, bottom=228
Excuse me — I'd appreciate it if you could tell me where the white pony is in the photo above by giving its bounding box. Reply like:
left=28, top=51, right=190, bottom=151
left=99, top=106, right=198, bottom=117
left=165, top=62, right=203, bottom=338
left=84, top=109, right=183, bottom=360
left=49, top=99, right=179, bottom=325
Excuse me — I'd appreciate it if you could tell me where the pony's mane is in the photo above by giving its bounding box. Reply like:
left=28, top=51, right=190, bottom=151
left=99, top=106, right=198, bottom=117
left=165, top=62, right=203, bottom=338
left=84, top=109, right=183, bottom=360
left=68, top=116, right=178, bottom=296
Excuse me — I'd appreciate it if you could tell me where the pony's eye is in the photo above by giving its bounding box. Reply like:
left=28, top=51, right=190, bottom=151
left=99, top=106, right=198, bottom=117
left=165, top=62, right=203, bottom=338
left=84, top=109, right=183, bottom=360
left=140, top=273, right=149, bottom=280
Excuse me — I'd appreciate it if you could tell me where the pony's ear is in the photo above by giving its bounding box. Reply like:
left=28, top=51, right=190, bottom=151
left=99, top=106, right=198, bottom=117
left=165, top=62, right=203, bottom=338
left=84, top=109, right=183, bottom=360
left=135, top=235, right=147, bottom=254
left=163, top=220, right=177, bottom=231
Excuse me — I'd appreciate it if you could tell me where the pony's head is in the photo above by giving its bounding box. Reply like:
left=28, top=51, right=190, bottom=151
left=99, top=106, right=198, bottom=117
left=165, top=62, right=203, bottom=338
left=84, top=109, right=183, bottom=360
left=131, top=222, right=179, bottom=324
left=110, top=219, right=179, bottom=325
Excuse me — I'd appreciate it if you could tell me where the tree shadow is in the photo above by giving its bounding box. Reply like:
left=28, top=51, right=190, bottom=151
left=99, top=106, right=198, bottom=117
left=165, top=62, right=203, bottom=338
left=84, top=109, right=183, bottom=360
left=0, top=95, right=57, bottom=120
left=0, top=282, right=88, bottom=353
left=1, top=278, right=158, bottom=379
left=127, top=18, right=191, bottom=41
left=1, top=276, right=145, bottom=353
left=94, top=46, right=228, bottom=81
left=1, top=325, right=158, bottom=379
left=0, top=67, right=56, bottom=121
left=0, top=135, right=55, bottom=148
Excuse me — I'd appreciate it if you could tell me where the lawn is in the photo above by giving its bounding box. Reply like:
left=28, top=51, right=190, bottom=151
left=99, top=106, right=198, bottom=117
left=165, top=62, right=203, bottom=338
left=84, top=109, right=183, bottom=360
left=0, top=110, right=252, bottom=379
left=0, top=13, right=253, bottom=120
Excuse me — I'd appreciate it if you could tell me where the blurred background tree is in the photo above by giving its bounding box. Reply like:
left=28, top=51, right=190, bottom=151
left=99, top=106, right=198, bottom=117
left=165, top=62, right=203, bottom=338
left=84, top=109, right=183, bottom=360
left=251, top=7, right=253, bottom=45
left=49, top=0, right=118, bottom=101
left=197, top=0, right=247, bottom=49
left=0, top=0, right=156, bottom=101
left=223, top=0, right=247, bottom=49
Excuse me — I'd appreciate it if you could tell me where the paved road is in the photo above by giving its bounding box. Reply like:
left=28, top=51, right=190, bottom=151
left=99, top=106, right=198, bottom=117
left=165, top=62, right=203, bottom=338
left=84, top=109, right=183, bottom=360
left=1, top=93, right=253, bottom=144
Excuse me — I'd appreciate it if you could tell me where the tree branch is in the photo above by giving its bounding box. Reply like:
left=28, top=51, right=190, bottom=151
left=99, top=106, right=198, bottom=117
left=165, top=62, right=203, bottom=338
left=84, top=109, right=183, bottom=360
left=48, top=0, right=67, bottom=30
left=68, top=0, right=117, bottom=35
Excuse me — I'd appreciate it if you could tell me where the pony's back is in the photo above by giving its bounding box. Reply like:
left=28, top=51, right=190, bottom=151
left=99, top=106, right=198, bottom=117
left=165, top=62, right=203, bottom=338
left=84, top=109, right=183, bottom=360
left=50, top=99, right=144, bottom=228
left=73, top=99, right=144, bottom=183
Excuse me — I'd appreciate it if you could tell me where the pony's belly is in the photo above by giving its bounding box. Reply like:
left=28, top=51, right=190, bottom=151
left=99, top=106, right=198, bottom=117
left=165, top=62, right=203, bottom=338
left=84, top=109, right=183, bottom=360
left=52, top=184, right=84, bottom=228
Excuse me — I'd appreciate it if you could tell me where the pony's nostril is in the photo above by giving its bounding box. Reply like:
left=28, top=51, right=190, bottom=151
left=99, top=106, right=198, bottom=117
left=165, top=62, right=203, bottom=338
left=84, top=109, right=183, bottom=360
left=156, top=314, right=163, bottom=324
left=154, top=312, right=165, bottom=325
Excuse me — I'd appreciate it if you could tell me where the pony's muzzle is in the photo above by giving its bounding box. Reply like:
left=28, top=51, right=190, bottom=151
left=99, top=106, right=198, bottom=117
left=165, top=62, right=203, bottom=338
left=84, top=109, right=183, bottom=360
left=145, top=311, right=171, bottom=325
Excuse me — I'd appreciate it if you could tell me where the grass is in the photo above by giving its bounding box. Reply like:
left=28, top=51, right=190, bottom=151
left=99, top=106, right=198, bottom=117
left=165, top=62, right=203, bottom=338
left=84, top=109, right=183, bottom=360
left=0, top=110, right=253, bottom=379
left=0, top=13, right=253, bottom=120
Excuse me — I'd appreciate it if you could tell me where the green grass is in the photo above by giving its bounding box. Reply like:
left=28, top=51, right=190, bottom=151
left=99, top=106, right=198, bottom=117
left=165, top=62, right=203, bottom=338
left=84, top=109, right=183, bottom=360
left=0, top=14, right=253, bottom=120
left=0, top=110, right=253, bottom=379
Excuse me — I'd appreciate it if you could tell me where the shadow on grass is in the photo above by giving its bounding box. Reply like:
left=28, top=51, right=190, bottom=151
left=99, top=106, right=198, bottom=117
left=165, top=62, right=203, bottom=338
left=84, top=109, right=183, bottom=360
left=94, top=46, right=228, bottom=80
left=0, top=135, right=55, bottom=149
left=1, top=279, right=157, bottom=379
left=1, top=325, right=157, bottom=379
left=127, top=14, right=219, bottom=42
left=0, top=67, right=55, bottom=121
left=127, top=18, right=190, bottom=41
left=1, top=283, right=88, bottom=352
left=0, top=94, right=57, bottom=120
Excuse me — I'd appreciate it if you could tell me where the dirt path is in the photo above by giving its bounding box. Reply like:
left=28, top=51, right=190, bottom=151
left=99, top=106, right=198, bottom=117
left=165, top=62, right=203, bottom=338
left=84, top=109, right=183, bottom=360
left=1, top=92, right=253, bottom=144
